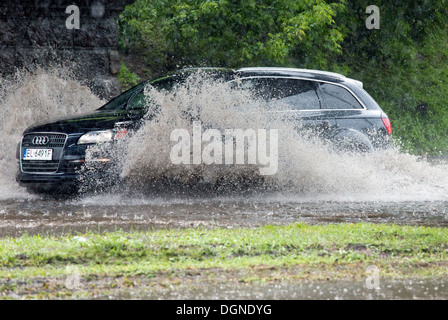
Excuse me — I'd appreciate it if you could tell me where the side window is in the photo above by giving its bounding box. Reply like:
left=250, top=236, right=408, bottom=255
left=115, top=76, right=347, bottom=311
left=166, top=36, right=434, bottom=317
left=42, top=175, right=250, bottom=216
left=318, top=83, right=363, bottom=109
left=235, top=78, right=321, bottom=110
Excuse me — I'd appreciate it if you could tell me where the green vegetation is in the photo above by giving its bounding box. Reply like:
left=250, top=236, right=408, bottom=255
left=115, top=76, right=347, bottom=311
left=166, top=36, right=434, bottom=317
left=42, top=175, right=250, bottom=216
left=338, top=1, right=448, bottom=155
left=117, top=0, right=448, bottom=155
left=1, top=223, right=448, bottom=298
left=118, top=0, right=345, bottom=75
left=117, top=62, right=140, bottom=91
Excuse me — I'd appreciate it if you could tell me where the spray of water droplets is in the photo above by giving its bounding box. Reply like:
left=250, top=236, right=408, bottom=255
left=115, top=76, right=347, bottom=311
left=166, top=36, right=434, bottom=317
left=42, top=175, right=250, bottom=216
left=1, top=69, right=447, bottom=202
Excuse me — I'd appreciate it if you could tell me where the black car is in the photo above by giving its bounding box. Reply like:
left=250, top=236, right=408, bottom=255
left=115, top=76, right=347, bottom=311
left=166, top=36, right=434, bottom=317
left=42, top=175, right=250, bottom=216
left=16, top=67, right=392, bottom=193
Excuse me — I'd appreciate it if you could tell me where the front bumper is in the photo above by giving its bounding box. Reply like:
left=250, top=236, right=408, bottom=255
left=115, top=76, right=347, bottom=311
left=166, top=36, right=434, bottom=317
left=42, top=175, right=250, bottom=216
left=16, top=132, right=116, bottom=190
left=16, top=168, right=80, bottom=184
left=16, top=160, right=112, bottom=192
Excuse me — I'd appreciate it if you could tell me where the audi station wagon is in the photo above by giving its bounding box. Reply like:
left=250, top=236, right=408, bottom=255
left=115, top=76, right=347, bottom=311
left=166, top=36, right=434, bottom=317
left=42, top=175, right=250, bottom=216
left=16, top=67, right=392, bottom=193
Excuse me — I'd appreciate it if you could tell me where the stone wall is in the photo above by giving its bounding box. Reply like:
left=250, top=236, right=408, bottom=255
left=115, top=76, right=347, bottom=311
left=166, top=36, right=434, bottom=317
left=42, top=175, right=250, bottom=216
left=0, top=0, right=135, bottom=99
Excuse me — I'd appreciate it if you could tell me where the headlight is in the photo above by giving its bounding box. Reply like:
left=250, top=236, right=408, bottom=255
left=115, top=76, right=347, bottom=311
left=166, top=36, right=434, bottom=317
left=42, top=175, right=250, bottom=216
left=77, top=130, right=114, bottom=145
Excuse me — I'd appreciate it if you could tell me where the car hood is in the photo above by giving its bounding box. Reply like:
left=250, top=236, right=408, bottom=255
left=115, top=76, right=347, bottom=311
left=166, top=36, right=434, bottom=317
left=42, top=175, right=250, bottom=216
left=23, top=110, right=141, bottom=135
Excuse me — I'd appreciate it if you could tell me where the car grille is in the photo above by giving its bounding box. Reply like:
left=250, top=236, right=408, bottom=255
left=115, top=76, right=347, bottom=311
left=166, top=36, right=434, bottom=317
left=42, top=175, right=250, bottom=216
left=22, top=133, right=67, bottom=148
left=21, top=133, right=68, bottom=173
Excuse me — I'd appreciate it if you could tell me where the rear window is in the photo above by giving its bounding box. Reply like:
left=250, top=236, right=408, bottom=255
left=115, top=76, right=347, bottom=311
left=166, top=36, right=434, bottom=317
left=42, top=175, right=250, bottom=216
left=318, top=83, right=363, bottom=109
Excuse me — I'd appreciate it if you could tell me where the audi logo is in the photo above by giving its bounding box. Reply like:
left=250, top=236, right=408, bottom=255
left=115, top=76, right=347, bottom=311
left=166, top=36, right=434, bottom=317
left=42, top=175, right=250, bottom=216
left=32, top=136, right=50, bottom=145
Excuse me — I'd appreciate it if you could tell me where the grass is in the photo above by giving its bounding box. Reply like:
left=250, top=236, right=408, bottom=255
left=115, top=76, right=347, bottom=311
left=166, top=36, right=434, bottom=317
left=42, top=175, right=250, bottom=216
left=1, top=223, right=448, bottom=298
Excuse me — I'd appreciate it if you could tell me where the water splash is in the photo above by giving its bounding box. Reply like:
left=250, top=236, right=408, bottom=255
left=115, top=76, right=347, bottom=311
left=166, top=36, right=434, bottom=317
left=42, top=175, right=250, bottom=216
left=84, top=72, right=448, bottom=201
left=1, top=69, right=447, bottom=202
left=0, top=68, right=103, bottom=199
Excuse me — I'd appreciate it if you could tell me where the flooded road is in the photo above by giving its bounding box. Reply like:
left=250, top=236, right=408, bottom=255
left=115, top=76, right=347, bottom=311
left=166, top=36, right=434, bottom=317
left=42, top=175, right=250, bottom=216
left=1, top=193, right=448, bottom=237
left=122, top=278, right=448, bottom=300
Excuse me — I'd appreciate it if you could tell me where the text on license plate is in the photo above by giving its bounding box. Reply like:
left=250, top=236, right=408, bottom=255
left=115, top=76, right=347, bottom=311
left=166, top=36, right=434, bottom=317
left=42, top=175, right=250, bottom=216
left=23, top=149, right=53, bottom=161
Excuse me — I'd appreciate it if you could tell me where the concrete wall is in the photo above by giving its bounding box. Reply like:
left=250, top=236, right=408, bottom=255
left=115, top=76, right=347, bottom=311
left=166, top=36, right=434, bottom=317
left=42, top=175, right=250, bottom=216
left=0, top=0, right=135, bottom=98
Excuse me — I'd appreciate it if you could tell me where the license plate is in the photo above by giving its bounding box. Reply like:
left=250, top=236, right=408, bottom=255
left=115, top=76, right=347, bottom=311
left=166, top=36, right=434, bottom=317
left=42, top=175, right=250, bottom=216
left=23, top=149, right=53, bottom=161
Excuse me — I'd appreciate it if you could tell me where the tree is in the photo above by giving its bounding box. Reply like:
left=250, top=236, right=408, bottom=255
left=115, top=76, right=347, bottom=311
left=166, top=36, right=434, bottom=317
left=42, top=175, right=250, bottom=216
left=118, top=0, right=345, bottom=73
left=118, top=0, right=448, bottom=154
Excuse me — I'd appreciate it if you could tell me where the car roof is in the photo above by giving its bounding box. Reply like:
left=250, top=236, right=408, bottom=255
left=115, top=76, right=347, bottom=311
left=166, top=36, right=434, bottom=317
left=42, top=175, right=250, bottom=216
left=173, top=67, right=363, bottom=88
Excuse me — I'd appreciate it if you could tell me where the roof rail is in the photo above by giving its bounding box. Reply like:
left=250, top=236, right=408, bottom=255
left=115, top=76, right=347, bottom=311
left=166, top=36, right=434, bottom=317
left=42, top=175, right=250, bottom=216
left=237, top=67, right=345, bottom=79
left=237, top=67, right=363, bottom=88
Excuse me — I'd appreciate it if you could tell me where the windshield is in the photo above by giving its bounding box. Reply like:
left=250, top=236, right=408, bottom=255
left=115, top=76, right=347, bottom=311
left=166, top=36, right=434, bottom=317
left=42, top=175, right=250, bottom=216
left=126, top=76, right=180, bottom=112
left=98, top=82, right=147, bottom=111
left=98, top=76, right=180, bottom=112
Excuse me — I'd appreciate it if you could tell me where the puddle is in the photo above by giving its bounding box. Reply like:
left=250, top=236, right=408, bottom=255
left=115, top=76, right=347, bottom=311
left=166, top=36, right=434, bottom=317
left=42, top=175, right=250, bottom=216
left=1, top=196, right=447, bottom=237
left=97, top=278, right=448, bottom=300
